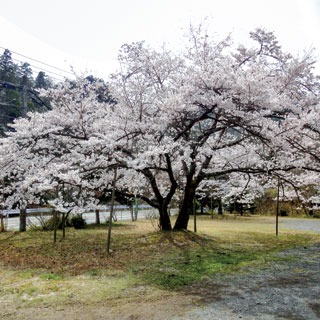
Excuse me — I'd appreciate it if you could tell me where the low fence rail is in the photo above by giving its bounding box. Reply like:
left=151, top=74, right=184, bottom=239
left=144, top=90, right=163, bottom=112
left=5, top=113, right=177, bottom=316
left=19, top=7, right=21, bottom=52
left=1, top=204, right=152, bottom=218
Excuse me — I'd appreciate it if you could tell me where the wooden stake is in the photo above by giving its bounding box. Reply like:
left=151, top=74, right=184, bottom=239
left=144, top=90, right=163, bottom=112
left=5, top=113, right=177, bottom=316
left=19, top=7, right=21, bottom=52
left=193, top=196, right=197, bottom=233
left=107, top=168, right=117, bottom=254
left=276, top=178, right=280, bottom=236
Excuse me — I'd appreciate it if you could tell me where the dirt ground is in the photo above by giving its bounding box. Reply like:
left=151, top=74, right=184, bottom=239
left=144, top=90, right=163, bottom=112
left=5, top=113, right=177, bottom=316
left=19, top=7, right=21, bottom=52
left=1, top=291, right=199, bottom=320
left=175, top=219, right=320, bottom=320
left=2, top=242, right=319, bottom=320
left=177, top=242, right=320, bottom=320
left=1, top=219, right=320, bottom=320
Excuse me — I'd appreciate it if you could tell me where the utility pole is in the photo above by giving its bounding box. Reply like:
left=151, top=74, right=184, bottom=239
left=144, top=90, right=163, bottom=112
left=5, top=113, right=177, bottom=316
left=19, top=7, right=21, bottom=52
left=21, top=75, right=27, bottom=117
left=19, top=76, right=27, bottom=232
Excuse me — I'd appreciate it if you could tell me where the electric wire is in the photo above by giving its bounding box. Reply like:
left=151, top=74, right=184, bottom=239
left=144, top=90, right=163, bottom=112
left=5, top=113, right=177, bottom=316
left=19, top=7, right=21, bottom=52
left=0, top=46, right=74, bottom=76
left=12, top=57, right=66, bottom=81
left=0, top=48, right=70, bottom=120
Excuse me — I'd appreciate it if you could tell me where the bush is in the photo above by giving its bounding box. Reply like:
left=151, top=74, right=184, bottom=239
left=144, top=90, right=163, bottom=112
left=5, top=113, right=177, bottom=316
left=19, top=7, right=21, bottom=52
left=313, top=211, right=320, bottom=218
left=40, top=215, right=71, bottom=231
left=280, top=209, right=289, bottom=217
left=71, top=215, right=87, bottom=229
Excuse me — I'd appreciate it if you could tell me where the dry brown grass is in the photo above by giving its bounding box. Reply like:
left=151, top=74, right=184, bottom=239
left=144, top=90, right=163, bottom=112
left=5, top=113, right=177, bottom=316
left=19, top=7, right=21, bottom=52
left=0, top=215, right=319, bottom=319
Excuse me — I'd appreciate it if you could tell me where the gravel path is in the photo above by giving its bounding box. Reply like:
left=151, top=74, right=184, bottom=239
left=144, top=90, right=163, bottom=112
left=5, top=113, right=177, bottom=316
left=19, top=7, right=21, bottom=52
left=175, top=219, right=320, bottom=320
left=281, top=219, right=320, bottom=233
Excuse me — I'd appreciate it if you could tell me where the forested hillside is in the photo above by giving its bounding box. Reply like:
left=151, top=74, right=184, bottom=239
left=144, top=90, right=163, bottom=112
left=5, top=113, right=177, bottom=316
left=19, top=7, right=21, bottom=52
left=0, top=49, right=52, bottom=134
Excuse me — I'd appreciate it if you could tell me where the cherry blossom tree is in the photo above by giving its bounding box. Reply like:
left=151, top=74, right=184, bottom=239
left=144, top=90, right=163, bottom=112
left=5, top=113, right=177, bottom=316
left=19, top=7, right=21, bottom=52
left=108, top=27, right=320, bottom=229
left=1, top=26, right=319, bottom=232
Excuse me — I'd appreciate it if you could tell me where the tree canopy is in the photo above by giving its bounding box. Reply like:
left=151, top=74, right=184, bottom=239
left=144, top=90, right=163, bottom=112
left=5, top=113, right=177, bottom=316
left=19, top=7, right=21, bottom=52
left=0, top=26, right=319, bottom=230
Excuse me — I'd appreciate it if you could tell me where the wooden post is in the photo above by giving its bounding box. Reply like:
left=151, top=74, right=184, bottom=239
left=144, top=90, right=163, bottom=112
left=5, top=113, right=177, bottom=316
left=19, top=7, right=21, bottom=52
left=276, top=178, right=280, bottom=236
left=134, top=197, right=138, bottom=221
left=107, top=168, right=117, bottom=254
left=62, top=212, right=66, bottom=240
left=53, top=210, right=58, bottom=243
left=211, top=196, right=213, bottom=220
left=193, top=196, right=197, bottom=233
left=130, top=204, right=134, bottom=221
left=95, top=209, right=100, bottom=224
left=218, top=198, right=223, bottom=215
left=61, top=183, right=66, bottom=240
left=1, top=180, right=4, bottom=232
left=19, top=208, right=27, bottom=232
left=0, top=211, right=4, bottom=232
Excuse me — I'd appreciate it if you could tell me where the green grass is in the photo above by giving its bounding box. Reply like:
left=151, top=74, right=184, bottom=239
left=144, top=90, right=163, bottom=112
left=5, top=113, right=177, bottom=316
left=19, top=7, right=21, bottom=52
left=39, top=273, right=64, bottom=281
left=128, top=228, right=316, bottom=289
left=0, top=215, right=319, bottom=306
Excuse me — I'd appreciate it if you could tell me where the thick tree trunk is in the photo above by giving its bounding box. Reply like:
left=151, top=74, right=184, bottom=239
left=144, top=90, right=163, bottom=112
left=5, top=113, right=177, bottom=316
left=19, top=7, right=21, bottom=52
left=174, top=187, right=195, bottom=230
left=158, top=203, right=172, bottom=230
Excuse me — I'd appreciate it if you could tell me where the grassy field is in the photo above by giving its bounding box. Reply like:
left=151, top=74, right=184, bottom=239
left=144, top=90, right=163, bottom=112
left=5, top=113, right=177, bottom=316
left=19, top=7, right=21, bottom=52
left=0, top=215, right=319, bottom=319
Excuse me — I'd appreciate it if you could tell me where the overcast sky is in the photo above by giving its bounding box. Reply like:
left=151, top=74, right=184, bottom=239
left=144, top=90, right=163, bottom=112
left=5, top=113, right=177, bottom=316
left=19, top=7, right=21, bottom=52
left=1, top=0, right=320, bottom=81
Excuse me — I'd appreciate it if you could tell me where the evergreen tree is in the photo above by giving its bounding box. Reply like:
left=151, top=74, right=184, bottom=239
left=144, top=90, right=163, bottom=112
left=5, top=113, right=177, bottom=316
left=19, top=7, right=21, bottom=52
left=19, top=62, right=33, bottom=86
left=0, top=49, right=18, bottom=83
left=35, top=71, right=52, bottom=89
left=0, top=50, right=56, bottom=134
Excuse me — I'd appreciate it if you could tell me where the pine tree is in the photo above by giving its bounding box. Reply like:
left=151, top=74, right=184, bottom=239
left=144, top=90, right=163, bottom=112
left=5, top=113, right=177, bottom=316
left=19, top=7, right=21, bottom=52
left=19, top=62, right=33, bottom=86
left=35, top=71, right=51, bottom=89
left=0, top=49, right=18, bottom=83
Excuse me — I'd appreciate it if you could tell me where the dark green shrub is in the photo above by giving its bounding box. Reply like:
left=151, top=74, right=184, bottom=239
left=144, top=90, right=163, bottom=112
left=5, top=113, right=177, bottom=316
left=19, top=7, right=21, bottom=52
left=42, top=215, right=71, bottom=231
left=313, top=211, right=320, bottom=218
left=71, top=215, right=87, bottom=229
left=280, top=209, right=289, bottom=217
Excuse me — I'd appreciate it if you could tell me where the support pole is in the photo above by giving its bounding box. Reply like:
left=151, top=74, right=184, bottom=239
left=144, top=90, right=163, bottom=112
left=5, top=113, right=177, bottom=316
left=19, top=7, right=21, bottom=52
left=19, top=208, right=27, bottom=232
left=193, top=196, right=197, bottom=233
left=95, top=209, right=100, bottom=224
left=134, top=196, right=138, bottom=221
left=276, top=178, right=280, bottom=236
left=218, top=198, right=223, bottom=215
left=0, top=211, right=4, bottom=232
left=53, top=210, right=58, bottom=243
left=107, top=168, right=117, bottom=254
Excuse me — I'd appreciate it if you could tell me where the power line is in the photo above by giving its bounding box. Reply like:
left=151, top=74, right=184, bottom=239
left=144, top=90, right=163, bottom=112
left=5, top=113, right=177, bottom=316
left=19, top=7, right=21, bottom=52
left=12, top=57, right=66, bottom=81
left=0, top=46, right=74, bottom=76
